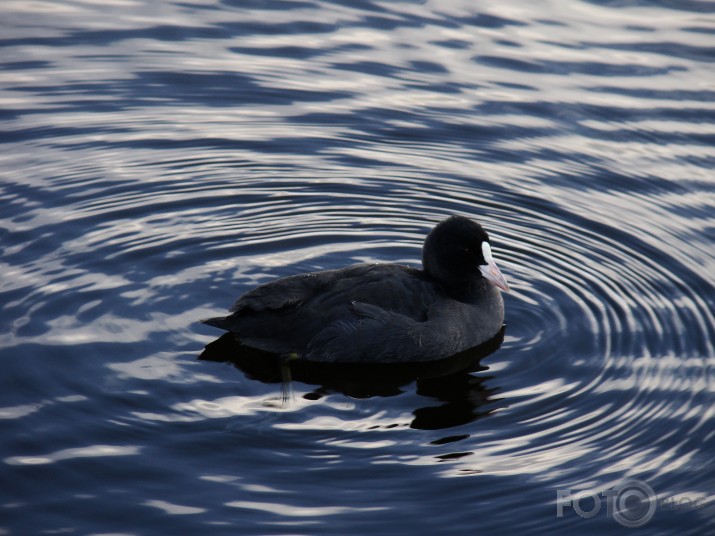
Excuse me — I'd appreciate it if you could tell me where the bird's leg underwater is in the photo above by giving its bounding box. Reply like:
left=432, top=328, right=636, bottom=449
left=280, top=352, right=300, bottom=406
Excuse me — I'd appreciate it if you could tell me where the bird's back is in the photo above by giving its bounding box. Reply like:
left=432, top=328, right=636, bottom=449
left=204, top=264, right=443, bottom=357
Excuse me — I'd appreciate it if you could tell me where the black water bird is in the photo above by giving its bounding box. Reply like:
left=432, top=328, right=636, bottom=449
left=203, top=215, right=509, bottom=363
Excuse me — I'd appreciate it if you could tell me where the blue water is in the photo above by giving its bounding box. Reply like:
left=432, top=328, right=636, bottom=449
left=1, top=1, right=714, bottom=534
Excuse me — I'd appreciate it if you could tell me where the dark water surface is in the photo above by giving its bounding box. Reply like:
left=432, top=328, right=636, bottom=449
left=1, top=1, right=714, bottom=534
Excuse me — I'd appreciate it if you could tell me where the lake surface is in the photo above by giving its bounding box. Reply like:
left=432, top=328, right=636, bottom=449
left=1, top=0, right=714, bottom=534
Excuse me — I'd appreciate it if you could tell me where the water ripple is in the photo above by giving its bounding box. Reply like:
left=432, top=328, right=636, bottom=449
left=1, top=0, right=714, bottom=534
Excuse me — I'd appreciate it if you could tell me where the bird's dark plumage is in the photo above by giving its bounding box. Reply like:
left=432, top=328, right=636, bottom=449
left=203, top=216, right=508, bottom=363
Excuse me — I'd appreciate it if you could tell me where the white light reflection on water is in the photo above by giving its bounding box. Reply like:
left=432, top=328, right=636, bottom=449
left=144, top=499, right=206, bottom=515
left=225, top=500, right=388, bottom=517
left=5, top=445, right=141, bottom=466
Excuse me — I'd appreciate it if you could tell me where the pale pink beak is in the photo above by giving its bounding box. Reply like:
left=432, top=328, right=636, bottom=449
left=480, top=258, right=510, bottom=292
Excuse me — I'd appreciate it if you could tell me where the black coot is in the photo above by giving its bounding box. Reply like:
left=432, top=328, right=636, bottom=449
left=203, top=215, right=509, bottom=362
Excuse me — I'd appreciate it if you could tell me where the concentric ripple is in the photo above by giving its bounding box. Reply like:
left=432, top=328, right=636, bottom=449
left=477, top=196, right=715, bottom=474
left=1, top=0, right=714, bottom=534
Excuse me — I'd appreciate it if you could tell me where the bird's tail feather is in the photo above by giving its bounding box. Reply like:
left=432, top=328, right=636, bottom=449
left=201, top=316, right=230, bottom=330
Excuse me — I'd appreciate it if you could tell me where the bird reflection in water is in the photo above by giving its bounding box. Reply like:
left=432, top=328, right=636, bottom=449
left=199, top=327, right=505, bottom=431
